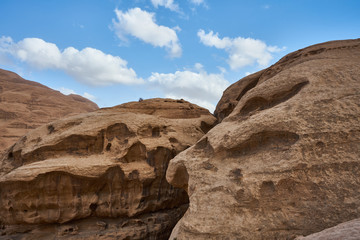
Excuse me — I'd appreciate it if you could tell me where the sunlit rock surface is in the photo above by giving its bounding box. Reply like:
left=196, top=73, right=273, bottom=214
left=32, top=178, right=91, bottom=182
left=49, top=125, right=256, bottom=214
left=167, top=39, right=360, bottom=239
left=0, top=98, right=216, bottom=239
left=0, top=68, right=98, bottom=155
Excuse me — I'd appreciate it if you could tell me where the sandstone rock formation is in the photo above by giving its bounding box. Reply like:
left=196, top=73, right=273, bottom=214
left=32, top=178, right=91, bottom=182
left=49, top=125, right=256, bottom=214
left=167, top=39, right=360, bottom=239
left=0, top=98, right=217, bottom=239
left=295, top=218, right=360, bottom=240
left=0, top=68, right=98, bottom=155
left=214, top=69, right=266, bottom=122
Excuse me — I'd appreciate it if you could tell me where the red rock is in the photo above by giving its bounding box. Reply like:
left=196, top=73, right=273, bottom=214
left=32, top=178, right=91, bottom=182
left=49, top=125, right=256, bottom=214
left=0, top=98, right=217, bottom=239
left=0, top=68, right=98, bottom=155
left=167, top=39, right=360, bottom=239
left=295, top=218, right=360, bottom=240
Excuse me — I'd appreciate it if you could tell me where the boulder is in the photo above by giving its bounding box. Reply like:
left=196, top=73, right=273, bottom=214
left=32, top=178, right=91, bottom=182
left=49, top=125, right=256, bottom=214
left=0, top=69, right=98, bottom=154
left=295, top=218, right=360, bottom=240
left=0, top=98, right=217, bottom=239
left=167, top=39, right=360, bottom=239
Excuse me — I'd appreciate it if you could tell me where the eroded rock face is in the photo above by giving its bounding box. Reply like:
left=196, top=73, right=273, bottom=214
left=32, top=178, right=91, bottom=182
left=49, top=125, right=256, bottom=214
left=167, top=39, right=360, bottom=239
left=0, top=98, right=217, bottom=239
left=0, top=69, right=98, bottom=155
left=295, top=218, right=360, bottom=240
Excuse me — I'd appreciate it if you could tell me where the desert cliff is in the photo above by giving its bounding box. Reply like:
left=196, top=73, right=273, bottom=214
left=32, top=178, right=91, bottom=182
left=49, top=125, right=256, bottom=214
left=0, top=69, right=98, bottom=155
left=0, top=98, right=216, bottom=239
left=167, top=39, right=360, bottom=239
left=0, top=38, right=359, bottom=240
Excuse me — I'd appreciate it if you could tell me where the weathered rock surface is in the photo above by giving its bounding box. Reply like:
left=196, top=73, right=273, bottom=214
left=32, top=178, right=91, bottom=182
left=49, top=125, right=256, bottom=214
left=0, top=98, right=216, bottom=239
left=295, top=218, right=360, bottom=240
left=167, top=39, right=360, bottom=239
left=0, top=68, right=98, bottom=155
left=214, top=69, right=266, bottom=122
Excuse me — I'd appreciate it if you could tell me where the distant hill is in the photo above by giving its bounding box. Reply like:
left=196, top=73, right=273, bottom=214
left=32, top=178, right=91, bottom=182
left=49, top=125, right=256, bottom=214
left=0, top=68, right=98, bottom=154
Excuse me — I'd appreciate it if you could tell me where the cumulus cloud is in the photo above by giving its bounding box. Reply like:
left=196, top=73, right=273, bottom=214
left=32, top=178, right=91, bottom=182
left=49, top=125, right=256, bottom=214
left=148, top=63, right=229, bottom=112
left=59, top=87, right=96, bottom=101
left=0, top=36, right=143, bottom=86
left=151, top=0, right=179, bottom=12
left=198, top=29, right=284, bottom=70
left=113, top=8, right=182, bottom=58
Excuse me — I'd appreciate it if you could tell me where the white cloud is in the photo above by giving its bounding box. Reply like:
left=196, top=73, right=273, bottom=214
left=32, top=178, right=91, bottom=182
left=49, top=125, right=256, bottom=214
left=151, top=0, right=179, bottom=12
left=59, top=87, right=96, bottom=101
left=0, top=36, right=143, bottom=86
left=113, top=8, right=182, bottom=58
left=0, top=37, right=12, bottom=65
left=11, top=38, right=62, bottom=69
left=59, top=87, right=76, bottom=95
left=190, top=0, right=205, bottom=5
left=148, top=63, right=230, bottom=112
left=197, top=29, right=284, bottom=70
left=173, top=26, right=182, bottom=32
left=0, top=36, right=13, bottom=53
left=167, top=94, right=216, bottom=112
left=82, top=92, right=96, bottom=101
left=61, top=47, right=143, bottom=85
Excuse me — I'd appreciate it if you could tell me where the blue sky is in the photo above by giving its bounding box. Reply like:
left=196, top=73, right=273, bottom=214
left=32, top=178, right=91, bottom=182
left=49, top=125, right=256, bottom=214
left=0, top=0, right=359, bottom=112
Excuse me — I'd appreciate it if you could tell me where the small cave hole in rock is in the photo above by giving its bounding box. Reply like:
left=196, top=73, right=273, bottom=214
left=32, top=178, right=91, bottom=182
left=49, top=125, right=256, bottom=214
left=316, top=141, right=325, bottom=148
left=230, top=168, right=243, bottom=182
left=90, top=203, right=98, bottom=213
left=260, top=181, right=276, bottom=195
left=152, top=127, right=160, bottom=137
left=106, top=123, right=134, bottom=141
left=47, top=124, right=55, bottom=134
left=8, top=152, right=13, bottom=159
left=106, top=143, right=112, bottom=151
left=169, top=137, right=178, bottom=143
left=124, top=142, right=147, bottom=163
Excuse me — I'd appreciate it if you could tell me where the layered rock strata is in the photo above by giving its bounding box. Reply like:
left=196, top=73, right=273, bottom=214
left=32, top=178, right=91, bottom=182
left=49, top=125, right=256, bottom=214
left=0, top=98, right=217, bottom=239
left=0, top=69, right=98, bottom=154
left=167, top=39, right=360, bottom=239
